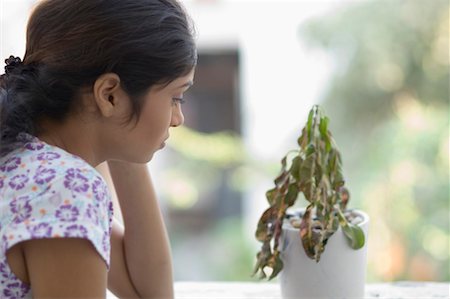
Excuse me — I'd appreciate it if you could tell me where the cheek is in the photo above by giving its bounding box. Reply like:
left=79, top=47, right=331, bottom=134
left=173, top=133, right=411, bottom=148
left=139, top=107, right=171, bottom=138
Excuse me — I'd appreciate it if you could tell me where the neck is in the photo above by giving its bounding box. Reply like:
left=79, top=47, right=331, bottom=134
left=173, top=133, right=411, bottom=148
left=37, top=117, right=102, bottom=167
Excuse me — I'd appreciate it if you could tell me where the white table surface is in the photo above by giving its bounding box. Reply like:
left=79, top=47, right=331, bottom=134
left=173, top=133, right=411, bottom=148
left=107, top=281, right=450, bottom=298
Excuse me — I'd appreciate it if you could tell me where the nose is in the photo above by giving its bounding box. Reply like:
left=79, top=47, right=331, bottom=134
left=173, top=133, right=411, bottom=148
left=170, top=104, right=185, bottom=127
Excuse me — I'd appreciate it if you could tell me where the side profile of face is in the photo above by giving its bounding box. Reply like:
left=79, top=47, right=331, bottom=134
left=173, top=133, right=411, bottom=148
left=35, top=69, right=195, bottom=166
left=93, top=68, right=195, bottom=163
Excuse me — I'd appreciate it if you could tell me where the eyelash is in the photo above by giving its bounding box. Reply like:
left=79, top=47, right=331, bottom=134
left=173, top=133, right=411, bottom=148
left=172, top=97, right=186, bottom=105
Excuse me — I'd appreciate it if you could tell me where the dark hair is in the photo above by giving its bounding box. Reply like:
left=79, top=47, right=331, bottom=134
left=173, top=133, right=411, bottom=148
left=0, top=0, right=197, bottom=156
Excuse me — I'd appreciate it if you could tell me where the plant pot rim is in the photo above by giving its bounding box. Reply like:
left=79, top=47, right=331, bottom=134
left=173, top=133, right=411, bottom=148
left=283, top=208, right=369, bottom=232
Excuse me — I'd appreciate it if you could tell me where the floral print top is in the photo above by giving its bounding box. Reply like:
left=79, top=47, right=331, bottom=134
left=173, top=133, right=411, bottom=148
left=0, top=133, right=113, bottom=299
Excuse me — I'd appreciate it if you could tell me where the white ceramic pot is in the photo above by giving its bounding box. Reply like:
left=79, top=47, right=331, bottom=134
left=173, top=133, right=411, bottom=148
left=279, top=209, right=369, bottom=299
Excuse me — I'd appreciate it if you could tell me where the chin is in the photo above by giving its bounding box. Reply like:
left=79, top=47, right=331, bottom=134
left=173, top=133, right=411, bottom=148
left=114, top=150, right=156, bottom=164
left=145, top=153, right=155, bottom=162
left=136, top=152, right=155, bottom=164
left=144, top=148, right=160, bottom=162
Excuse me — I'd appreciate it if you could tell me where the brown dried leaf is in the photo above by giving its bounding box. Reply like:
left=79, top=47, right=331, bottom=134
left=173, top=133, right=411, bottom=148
left=299, top=207, right=316, bottom=259
left=268, top=252, right=284, bottom=280
left=255, top=207, right=277, bottom=242
left=274, top=170, right=289, bottom=188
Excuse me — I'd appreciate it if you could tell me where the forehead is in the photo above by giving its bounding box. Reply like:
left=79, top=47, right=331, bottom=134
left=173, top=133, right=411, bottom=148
left=155, top=69, right=195, bottom=91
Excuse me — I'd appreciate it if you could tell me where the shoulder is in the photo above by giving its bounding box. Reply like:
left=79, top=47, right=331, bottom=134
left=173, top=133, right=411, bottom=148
left=0, top=137, right=110, bottom=204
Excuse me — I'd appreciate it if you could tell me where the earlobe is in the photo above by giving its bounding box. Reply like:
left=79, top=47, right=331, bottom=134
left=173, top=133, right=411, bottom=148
left=93, top=73, right=121, bottom=118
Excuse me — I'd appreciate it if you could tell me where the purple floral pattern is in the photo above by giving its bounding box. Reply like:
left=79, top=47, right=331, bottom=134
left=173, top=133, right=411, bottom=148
left=10, top=196, right=32, bottom=224
left=0, top=261, right=31, bottom=299
left=85, top=204, right=99, bottom=225
left=1, top=235, right=7, bottom=256
left=108, top=201, right=114, bottom=235
left=92, top=178, right=108, bottom=203
left=55, top=204, right=80, bottom=222
left=64, top=168, right=89, bottom=194
left=24, top=142, right=44, bottom=151
left=64, top=224, right=89, bottom=238
left=0, top=261, right=15, bottom=282
left=8, top=175, right=29, bottom=191
left=0, top=157, right=21, bottom=172
left=0, top=134, right=113, bottom=298
left=33, top=165, right=56, bottom=185
left=36, top=151, right=60, bottom=161
left=102, top=231, right=110, bottom=253
left=3, top=282, right=30, bottom=299
left=28, top=223, right=52, bottom=238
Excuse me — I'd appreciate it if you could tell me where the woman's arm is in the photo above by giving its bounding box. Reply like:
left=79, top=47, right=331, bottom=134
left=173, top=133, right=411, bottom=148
left=22, top=238, right=108, bottom=298
left=99, top=161, right=174, bottom=299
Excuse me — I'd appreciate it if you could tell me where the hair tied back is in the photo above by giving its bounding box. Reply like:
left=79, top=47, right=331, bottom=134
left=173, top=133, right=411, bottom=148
left=4, top=55, right=23, bottom=75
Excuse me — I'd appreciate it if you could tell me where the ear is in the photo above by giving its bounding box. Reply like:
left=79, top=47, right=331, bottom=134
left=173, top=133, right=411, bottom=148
left=92, top=73, right=124, bottom=118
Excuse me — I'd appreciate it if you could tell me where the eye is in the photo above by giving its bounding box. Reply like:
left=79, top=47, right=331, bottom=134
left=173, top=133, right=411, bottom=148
left=172, top=97, right=186, bottom=105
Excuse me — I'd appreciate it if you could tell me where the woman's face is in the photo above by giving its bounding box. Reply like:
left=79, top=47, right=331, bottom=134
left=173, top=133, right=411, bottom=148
left=105, top=69, right=195, bottom=163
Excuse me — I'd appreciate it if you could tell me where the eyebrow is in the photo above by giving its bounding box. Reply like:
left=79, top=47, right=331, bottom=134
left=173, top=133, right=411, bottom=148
left=178, top=81, right=194, bottom=88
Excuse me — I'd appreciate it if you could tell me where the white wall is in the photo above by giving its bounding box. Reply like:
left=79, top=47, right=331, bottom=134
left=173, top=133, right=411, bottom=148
left=0, top=0, right=34, bottom=60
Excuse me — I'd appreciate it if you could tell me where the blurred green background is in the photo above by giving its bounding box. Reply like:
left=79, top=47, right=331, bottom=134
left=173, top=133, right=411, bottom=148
left=165, top=0, right=449, bottom=282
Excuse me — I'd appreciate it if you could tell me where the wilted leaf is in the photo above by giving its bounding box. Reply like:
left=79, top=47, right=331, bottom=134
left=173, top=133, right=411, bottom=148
left=314, top=160, right=323, bottom=186
left=279, top=178, right=290, bottom=197
left=258, top=269, right=267, bottom=280
left=342, top=223, right=365, bottom=249
left=302, top=180, right=314, bottom=202
left=325, top=131, right=332, bottom=152
left=265, top=188, right=278, bottom=205
left=319, top=116, right=329, bottom=138
left=337, top=210, right=365, bottom=250
left=255, top=226, right=269, bottom=243
left=273, top=219, right=284, bottom=250
left=290, top=156, right=301, bottom=181
left=299, top=207, right=316, bottom=259
left=339, top=187, right=350, bottom=210
left=299, top=154, right=315, bottom=183
left=268, top=253, right=284, bottom=280
left=307, top=107, right=314, bottom=141
left=332, top=165, right=345, bottom=190
left=318, top=116, right=332, bottom=153
left=274, top=170, right=289, bottom=188
left=327, top=149, right=337, bottom=176
left=306, top=143, right=315, bottom=156
left=252, top=252, right=263, bottom=277
left=284, top=183, right=299, bottom=206
left=255, top=207, right=277, bottom=242
left=297, top=127, right=308, bottom=148
left=252, top=242, right=273, bottom=279
left=330, top=151, right=344, bottom=189
left=281, top=155, right=288, bottom=170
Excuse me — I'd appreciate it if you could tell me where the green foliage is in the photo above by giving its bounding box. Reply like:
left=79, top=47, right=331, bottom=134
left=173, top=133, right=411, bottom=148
left=169, top=126, right=245, bottom=167
left=253, top=105, right=365, bottom=280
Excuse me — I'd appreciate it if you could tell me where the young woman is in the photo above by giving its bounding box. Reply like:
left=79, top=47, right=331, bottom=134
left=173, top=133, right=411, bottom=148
left=0, top=0, right=196, bottom=298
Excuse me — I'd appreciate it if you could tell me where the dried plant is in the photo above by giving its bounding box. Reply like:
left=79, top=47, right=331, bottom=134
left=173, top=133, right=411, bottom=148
left=253, top=105, right=365, bottom=280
